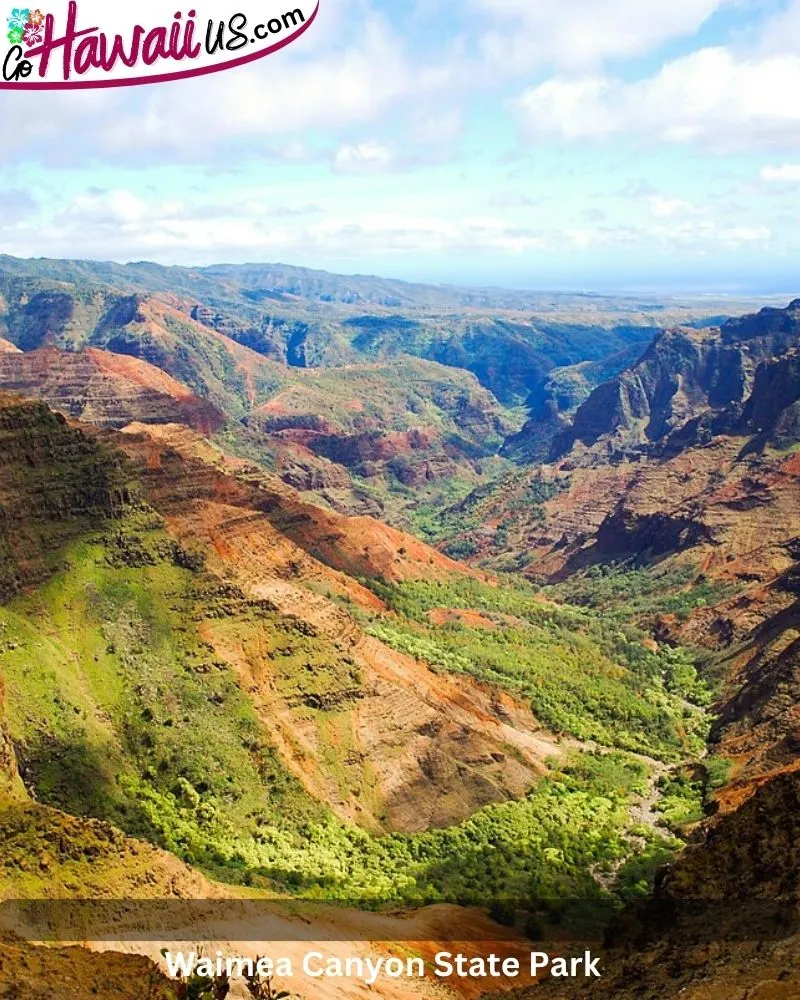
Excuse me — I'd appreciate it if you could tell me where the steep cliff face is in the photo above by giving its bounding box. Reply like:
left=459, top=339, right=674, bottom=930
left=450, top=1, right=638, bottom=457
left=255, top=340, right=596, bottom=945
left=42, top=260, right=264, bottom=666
left=0, top=284, right=115, bottom=352
left=504, top=341, right=653, bottom=462
left=0, top=393, right=137, bottom=598
left=693, top=581, right=800, bottom=807
left=738, top=348, right=800, bottom=449
left=552, top=300, right=800, bottom=460
left=0, top=348, right=224, bottom=432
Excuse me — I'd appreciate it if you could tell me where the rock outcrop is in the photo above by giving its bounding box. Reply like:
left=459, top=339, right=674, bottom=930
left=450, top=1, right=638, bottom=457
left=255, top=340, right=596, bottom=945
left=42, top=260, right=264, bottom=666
left=552, top=300, right=800, bottom=460
left=0, top=347, right=224, bottom=433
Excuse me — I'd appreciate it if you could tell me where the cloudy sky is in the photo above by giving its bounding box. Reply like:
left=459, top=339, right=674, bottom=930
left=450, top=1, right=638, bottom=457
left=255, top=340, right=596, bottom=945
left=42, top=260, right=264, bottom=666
left=2, top=0, right=800, bottom=292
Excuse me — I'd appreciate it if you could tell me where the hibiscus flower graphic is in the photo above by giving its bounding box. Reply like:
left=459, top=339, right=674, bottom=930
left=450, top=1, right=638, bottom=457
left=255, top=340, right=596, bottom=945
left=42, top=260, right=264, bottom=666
left=27, top=7, right=44, bottom=26
left=6, top=25, right=23, bottom=44
left=23, top=20, right=41, bottom=45
left=7, top=8, right=30, bottom=31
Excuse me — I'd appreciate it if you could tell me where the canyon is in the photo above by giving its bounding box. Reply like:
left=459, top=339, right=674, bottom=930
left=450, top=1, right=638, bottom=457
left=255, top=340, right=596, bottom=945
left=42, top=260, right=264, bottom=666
left=0, top=256, right=798, bottom=999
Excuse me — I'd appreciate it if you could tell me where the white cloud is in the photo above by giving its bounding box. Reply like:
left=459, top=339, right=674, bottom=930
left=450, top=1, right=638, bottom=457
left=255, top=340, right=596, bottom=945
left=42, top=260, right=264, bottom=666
left=472, top=0, right=731, bottom=73
left=647, top=196, right=705, bottom=218
left=760, top=164, right=800, bottom=183
left=0, top=188, right=550, bottom=262
left=59, top=190, right=150, bottom=225
left=0, top=185, right=772, bottom=268
left=332, top=141, right=399, bottom=174
left=514, top=48, right=800, bottom=150
left=757, top=0, right=800, bottom=57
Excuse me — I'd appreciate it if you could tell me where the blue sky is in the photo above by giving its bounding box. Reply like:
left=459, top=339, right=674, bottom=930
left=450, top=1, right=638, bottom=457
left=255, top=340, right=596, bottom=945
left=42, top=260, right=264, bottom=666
left=2, top=0, right=800, bottom=292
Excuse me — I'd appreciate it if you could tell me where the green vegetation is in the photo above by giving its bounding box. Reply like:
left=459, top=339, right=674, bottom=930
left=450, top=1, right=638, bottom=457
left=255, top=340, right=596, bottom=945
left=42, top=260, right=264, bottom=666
left=1, top=519, right=327, bottom=872
left=654, top=756, right=734, bottom=833
left=548, top=561, right=736, bottom=626
left=411, top=470, right=569, bottom=549
left=655, top=770, right=705, bottom=830
left=0, top=513, right=681, bottom=907
left=0, top=397, right=697, bottom=916
left=364, top=577, right=709, bottom=761
left=561, top=751, right=649, bottom=799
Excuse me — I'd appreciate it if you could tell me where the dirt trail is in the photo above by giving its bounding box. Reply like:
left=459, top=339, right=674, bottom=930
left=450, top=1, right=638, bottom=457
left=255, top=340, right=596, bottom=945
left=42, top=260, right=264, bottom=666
left=629, top=761, right=670, bottom=832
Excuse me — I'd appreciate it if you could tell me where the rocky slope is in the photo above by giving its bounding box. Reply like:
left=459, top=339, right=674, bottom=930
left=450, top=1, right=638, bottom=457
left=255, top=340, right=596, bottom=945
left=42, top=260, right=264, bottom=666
left=0, top=254, right=770, bottom=536
left=116, top=422, right=477, bottom=588
left=0, top=934, right=174, bottom=1000
left=0, top=347, right=224, bottom=432
left=550, top=300, right=800, bottom=460
left=1, top=261, right=796, bottom=998
left=0, top=253, right=748, bottom=429
left=447, top=301, right=800, bottom=585
left=246, top=356, right=512, bottom=503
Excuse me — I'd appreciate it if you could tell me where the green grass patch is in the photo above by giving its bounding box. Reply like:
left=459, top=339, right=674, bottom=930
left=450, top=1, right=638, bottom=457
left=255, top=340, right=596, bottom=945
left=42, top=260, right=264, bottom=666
left=363, top=578, right=710, bottom=761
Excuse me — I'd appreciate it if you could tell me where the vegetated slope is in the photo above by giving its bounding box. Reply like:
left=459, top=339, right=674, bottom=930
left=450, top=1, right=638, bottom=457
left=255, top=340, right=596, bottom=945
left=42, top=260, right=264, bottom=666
left=0, top=252, right=757, bottom=313
left=109, top=423, right=570, bottom=834
left=0, top=392, right=692, bottom=915
left=0, top=393, right=561, bottom=849
left=435, top=301, right=800, bottom=1000
left=0, top=677, right=24, bottom=803
left=245, top=354, right=513, bottom=524
left=329, top=312, right=654, bottom=407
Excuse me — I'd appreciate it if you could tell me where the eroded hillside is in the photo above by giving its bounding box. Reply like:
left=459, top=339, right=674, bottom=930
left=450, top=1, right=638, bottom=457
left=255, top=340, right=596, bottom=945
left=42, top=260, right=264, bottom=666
left=0, top=394, right=559, bottom=845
